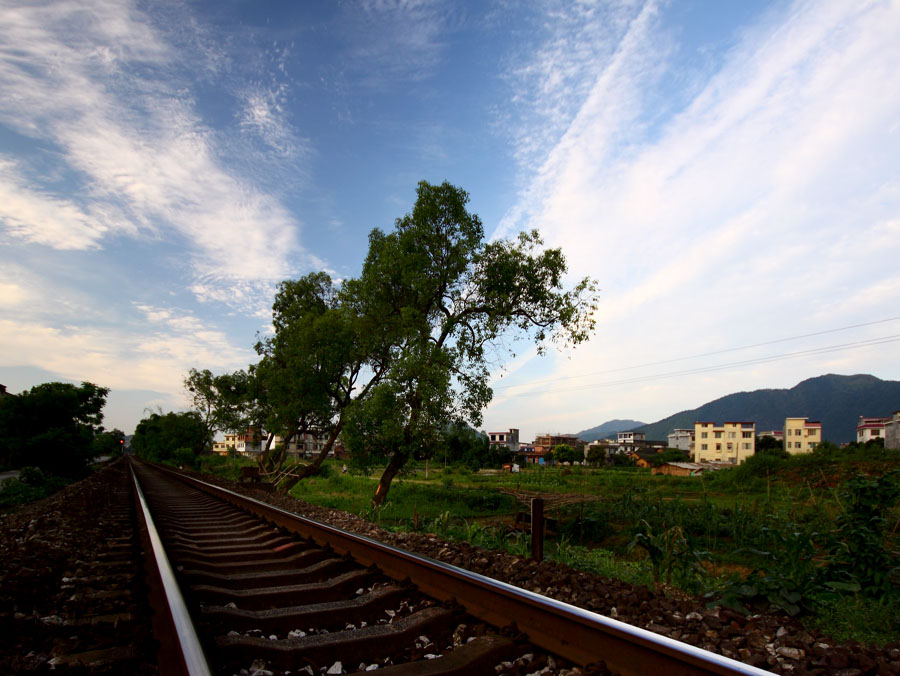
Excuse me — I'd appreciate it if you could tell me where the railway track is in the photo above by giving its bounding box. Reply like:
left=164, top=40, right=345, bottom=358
left=129, top=459, right=771, bottom=676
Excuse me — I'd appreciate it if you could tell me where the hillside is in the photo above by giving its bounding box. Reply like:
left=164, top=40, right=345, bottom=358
left=576, top=419, right=646, bottom=441
left=633, top=374, right=900, bottom=443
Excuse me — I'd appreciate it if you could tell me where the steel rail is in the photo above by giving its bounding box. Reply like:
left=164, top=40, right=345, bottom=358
left=147, top=462, right=772, bottom=676
left=129, top=459, right=213, bottom=676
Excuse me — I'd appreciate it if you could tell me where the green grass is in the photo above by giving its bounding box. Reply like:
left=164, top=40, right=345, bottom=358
left=814, top=595, right=900, bottom=646
left=195, top=455, right=900, bottom=645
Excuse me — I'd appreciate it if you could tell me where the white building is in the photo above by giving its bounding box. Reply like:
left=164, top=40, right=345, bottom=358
left=667, top=429, right=693, bottom=452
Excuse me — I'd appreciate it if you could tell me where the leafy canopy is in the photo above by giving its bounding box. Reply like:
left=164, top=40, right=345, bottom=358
left=0, top=381, right=108, bottom=477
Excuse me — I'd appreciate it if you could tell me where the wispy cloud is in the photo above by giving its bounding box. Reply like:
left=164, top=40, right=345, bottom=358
left=499, top=0, right=651, bottom=175
left=239, top=83, right=304, bottom=158
left=0, top=0, right=306, bottom=306
left=343, top=0, right=455, bottom=86
left=485, top=0, right=900, bottom=435
left=0, top=157, right=135, bottom=249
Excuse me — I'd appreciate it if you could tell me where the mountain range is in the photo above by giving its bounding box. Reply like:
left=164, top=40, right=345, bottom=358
left=576, top=374, right=900, bottom=444
left=575, top=419, right=646, bottom=442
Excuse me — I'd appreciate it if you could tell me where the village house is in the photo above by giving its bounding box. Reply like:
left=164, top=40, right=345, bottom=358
left=652, top=461, right=732, bottom=477
left=693, top=421, right=756, bottom=463
left=783, top=418, right=821, bottom=453
left=885, top=411, right=900, bottom=450
left=856, top=416, right=889, bottom=444
left=757, top=429, right=784, bottom=443
left=488, top=428, right=520, bottom=453
left=533, top=433, right=584, bottom=456
left=666, top=428, right=693, bottom=452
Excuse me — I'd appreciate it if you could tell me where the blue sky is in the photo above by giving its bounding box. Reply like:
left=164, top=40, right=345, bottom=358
left=2, top=0, right=899, bottom=440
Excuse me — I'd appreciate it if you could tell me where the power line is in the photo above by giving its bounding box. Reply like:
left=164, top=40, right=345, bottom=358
left=492, top=333, right=900, bottom=399
left=492, top=314, right=900, bottom=391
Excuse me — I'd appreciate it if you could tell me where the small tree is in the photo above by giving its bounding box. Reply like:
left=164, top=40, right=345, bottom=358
left=586, top=446, right=606, bottom=466
left=554, top=444, right=581, bottom=464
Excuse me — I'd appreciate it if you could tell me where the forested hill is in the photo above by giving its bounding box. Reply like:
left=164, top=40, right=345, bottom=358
left=576, top=419, right=646, bottom=441
left=632, top=374, right=900, bottom=444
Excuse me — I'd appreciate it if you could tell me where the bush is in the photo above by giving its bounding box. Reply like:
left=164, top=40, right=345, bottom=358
left=172, top=447, right=198, bottom=469
left=19, top=466, right=47, bottom=486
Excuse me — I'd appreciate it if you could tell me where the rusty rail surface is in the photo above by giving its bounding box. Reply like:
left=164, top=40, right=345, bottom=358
left=135, top=460, right=771, bottom=676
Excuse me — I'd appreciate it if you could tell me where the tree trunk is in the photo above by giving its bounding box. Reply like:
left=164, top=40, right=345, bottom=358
left=373, top=450, right=406, bottom=506
left=257, top=431, right=276, bottom=470
left=277, top=420, right=343, bottom=493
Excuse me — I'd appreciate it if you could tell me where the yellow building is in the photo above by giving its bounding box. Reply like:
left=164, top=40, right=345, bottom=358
left=783, top=418, right=821, bottom=453
left=693, top=421, right=756, bottom=464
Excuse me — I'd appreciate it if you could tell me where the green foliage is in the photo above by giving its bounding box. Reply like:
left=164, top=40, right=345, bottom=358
left=825, top=471, right=900, bottom=596
left=0, top=381, right=109, bottom=478
left=757, top=435, right=785, bottom=454
left=648, top=448, right=690, bottom=466
left=355, top=181, right=598, bottom=505
left=0, top=470, right=71, bottom=509
left=608, top=452, right=636, bottom=467
left=554, top=444, right=581, bottom=464
left=586, top=446, right=606, bottom=465
left=92, top=428, right=125, bottom=458
left=172, top=447, right=198, bottom=469
left=19, top=466, right=47, bottom=485
left=184, top=368, right=260, bottom=435
left=627, top=519, right=708, bottom=590
left=711, top=523, right=825, bottom=616
left=131, top=411, right=209, bottom=463
left=814, top=595, right=900, bottom=647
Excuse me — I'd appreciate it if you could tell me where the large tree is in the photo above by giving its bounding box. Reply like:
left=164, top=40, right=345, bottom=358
left=350, top=180, right=598, bottom=505
left=253, top=271, right=392, bottom=487
left=0, top=381, right=109, bottom=477
left=130, top=411, right=209, bottom=463
left=184, top=368, right=260, bottom=435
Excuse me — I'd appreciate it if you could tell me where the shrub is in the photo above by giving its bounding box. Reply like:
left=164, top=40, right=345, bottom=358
left=19, top=466, right=47, bottom=486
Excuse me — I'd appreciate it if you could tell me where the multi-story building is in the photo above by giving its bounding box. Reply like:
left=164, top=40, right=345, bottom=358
left=217, top=429, right=264, bottom=456
left=885, top=411, right=900, bottom=451
left=693, top=421, right=756, bottom=464
left=667, top=429, right=693, bottom=452
left=533, top=433, right=583, bottom=454
left=756, top=430, right=784, bottom=443
left=617, top=431, right=644, bottom=445
left=783, top=418, right=821, bottom=453
left=212, top=440, right=232, bottom=455
left=488, top=428, right=520, bottom=453
left=856, top=416, right=889, bottom=444
left=215, top=429, right=337, bottom=458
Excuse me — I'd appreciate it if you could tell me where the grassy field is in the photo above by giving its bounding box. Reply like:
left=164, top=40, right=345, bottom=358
left=196, top=451, right=900, bottom=645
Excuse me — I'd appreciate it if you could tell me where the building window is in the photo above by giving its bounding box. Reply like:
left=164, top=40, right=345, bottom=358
left=809, top=442, right=817, bottom=449
left=716, top=443, right=721, bottom=451
left=728, top=432, right=736, bottom=439
left=714, top=431, right=722, bottom=439
left=742, top=443, right=750, bottom=450
left=701, top=432, right=708, bottom=439
left=743, top=431, right=752, bottom=438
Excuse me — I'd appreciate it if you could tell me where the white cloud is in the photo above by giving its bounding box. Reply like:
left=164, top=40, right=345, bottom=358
left=485, top=0, right=900, bottom=440
left=0, top=303, right=255, bottom=396
left=0, top=157, right=127, bottom=249
left=0, top=0, right=307, bottom=308
left=346, top=0, right=454, bottom=86
left=239, top=84, right=305, bottom=159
